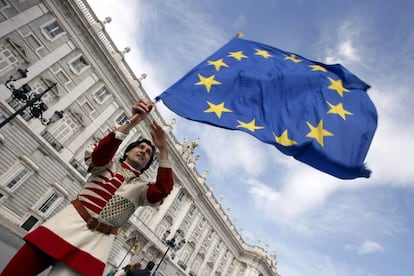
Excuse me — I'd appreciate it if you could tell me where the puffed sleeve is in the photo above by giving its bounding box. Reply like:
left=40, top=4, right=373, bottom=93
left=85, top=131, right=127, bottom=173
left=146, top=159, right=174, bottom=204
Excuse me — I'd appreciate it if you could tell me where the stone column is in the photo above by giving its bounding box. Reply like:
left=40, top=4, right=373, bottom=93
left=169, top=197, right=192, bottom=234
left=221, top=253, right=234, bottom=276
left=186, top=225, right=210, bottom=271
left=182, top=211, right=201, bottom=241
left=230, top=261, right=241, bottom=276
left=210, top=243, right=226, bottom=275
left=197, top=233, right=219, bottom=274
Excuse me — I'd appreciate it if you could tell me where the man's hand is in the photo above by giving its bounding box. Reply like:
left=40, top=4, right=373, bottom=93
left=129, top=98, right=154, bottom=124
left=117, top=98, right=154, bottom=134
left=150, top=120, right=168, bottom=160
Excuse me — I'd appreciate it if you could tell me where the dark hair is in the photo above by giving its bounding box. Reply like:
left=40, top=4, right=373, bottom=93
left=119, top=138, right=156, bottom=173
left=123, top=264, right=131, bottom=271
left=146, top=261, right=155, bottom=270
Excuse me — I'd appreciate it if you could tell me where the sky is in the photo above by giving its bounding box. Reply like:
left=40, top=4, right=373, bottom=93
left=86, top=1, right=414, bottom=275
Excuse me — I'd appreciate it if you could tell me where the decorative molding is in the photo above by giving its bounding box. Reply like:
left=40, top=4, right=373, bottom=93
left=19, top=154, right=40, bottom=173
left=6, top=37, right=31, bottom=64
left=51, top=182, right=69, bottom=197
left=68, top=107, right=85, bottom=127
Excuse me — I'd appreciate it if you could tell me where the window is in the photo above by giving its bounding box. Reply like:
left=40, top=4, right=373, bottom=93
left=2, top=165, right=31, bottom=192
left=191, top=259, right=202, bottom=275
left=50, top=116, right=80, bottom=144
left=21, top=215, right=39, bottom=231
left=177, top=190, right=185, bottom=202
left=69, top=55, right=89, bottom=74
left=94, top=86, right=111, bottom=103
left=181, top=246, right=192, bottom=263
left=0, top=49, right=17, bottom=72
left=189, top=205, right=196, bottom=216
left=42, top=20, right=64, bottom=40
left=169, top=204, right=178, bottom=217
left=141, top=207, right=155, bottom=225
left=192, top=230, right=200, bottom=240
left=155, top=219, right=170, bottom=238
left=37, top=190, right=62, bottom=215
left=198, top=217, right=206, bottom=229
left=70, top=158, right=88, bottom=177
left=115, top=113, right=128, bottom=125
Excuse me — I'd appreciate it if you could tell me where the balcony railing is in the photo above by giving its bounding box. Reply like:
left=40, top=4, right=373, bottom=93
left=70, top=159, right=88, bottom=177
left=41, top=130, right=63, bottom=152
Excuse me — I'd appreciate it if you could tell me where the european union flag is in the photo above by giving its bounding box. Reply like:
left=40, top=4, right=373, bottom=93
left=156, top=37, right=377, bottom=179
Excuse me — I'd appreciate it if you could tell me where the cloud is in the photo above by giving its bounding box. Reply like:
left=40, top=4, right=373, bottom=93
left=326, top=39, right=360, bottom=64
left=86, top=0, right=165, bottom=100
left=131, top=0, right=229, bottom=90
left=345, top=240, right=384, bottom=255
left=364, top=84, right=414, bottom=187
left=247, top=170, right=407, bottom=241
left=86, top=0, right=140, bottom=51
left=321, top=23, right=361, bottom=64
left=232, top=14, right=247, bottom=29
left=277, top=244, right=377, bottom=276
left=357, top=240, right=384, bottom=255
left=247, top=167, right=342, bottom=223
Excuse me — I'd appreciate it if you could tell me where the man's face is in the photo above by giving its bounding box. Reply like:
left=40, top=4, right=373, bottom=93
left=125, top=142, right=153, bottom=170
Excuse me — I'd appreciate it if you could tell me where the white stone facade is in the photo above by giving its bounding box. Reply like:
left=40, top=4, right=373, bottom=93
left=0, top=0, right=279, bottom=275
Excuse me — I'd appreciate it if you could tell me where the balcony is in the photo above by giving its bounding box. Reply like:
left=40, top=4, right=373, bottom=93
left=70, top=158, right=88, bottom=177
left=41, top=130, right=63, bottom=152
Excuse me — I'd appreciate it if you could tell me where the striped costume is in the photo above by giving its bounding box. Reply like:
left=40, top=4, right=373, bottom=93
left=23, top=131, right=174, bottom=276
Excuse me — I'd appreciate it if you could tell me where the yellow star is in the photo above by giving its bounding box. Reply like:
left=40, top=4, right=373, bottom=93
left=284, top=54, right=302, bottom=63
left=309, top=64, right=327, bottom=72
left=328, top=77, right=350, bottom=97
left=326, top=101, right=353, bottom=120
left=274, top=130, right=297, bottom=146
left=228, top=51, right=248, bottom=61
left=204, top=101, right=232, bottom=118
left=255, top=49, right=272, bottom=59
left=195, top=74, right=222, bottom=93
left=306, top=120, right=334, bottom=147
left=208, top=59, right=229, bottom=71
left=236, top=119, right=264, bottom=132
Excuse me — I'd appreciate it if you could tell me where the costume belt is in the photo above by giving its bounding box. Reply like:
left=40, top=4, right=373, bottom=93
left=71, top=199, right=118, bottom=235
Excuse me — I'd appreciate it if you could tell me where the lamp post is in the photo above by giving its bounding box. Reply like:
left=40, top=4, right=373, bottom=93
left=116, top=238, right=139, bottom=271
left=4, top=68, right=28, bottom=88
left=1, top=69, right=63, bottom=128
left=154, top=229, right=186, bottom=273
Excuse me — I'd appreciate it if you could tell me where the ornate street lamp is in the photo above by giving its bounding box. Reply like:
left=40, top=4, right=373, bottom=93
left=4, top=68, right=28, bottom=89
left=1, top=69, right=63, bottom=128
left=154, top=229, right=186, bottom=273
left=115, top=236, right=139, bottom=271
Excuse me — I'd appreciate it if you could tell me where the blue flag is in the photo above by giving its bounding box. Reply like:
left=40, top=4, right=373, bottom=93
left=156, top=37, right=377, bottom=179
